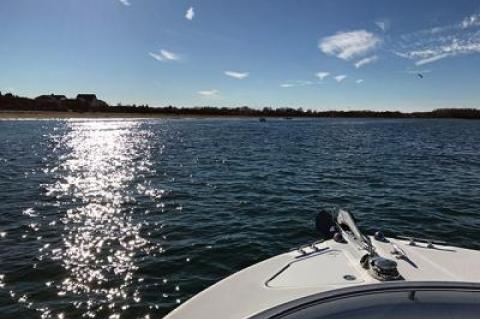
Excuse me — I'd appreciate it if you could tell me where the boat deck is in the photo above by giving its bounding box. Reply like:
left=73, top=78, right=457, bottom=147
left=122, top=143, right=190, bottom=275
left=164, top=237, right=480, bottom=319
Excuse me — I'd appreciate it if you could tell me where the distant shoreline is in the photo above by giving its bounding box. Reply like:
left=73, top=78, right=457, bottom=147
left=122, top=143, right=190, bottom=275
left=1, top=92, right=480, bottom=119
left=1, top=110, right=479, bottom=120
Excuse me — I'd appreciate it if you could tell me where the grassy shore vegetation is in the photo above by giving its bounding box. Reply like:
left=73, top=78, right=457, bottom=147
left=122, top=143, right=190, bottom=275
left=1, top=92, right=480, bottom=119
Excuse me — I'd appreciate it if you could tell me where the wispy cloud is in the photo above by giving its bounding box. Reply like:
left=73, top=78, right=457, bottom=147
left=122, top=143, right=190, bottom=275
left=118, top=0, right=131, bottom=6
left=225, top=71, right=249, bottom=79
left=398, top=39, right=480, bottom=65
left=460, top=13, right=480, bottom=29
left=375, top=19, right=390, bottom=32
left=405, top=69, right=431, bottom=74
left=315, top=72, right=330, bottom=80
left=354, top=55, right=378, bottom=68
left=396, top=12, right=480, bottom=65
left=280, top=80, right=313, bottom=88
left=334, top=75, right=347, bottom=82
left=185, top=7, right=195, bottom=21
left=198, top=89, right=220, bottom=97
left=416, top=54, right=450, bottom=65
left=319, top=30, right=381, bottom=61
left=356, top=79, right=364, bottom=84
left=148, top=49, right=181, bottom=62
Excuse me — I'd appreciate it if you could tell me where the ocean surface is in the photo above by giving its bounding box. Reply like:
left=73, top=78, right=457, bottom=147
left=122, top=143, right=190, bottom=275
left=0, top=118, right=479, bottom=318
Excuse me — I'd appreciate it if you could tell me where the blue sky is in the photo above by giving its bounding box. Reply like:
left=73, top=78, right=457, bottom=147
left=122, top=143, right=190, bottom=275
left=1, top=0, right=480, bottom=111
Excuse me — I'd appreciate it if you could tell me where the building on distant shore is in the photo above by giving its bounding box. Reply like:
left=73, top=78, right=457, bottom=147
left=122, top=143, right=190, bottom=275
left=76, top=94, right=108, bottom=108
left=34, top=94, right=68, bottom=111
left=35, top=94, right=67, bottom=102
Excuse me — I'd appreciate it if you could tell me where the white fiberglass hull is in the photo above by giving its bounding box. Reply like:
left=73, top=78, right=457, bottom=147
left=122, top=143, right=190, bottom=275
left=164, top=235, right=480, bottom=319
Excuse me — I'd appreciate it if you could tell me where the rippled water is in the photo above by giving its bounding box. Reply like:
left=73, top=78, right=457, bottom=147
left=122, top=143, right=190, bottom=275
left=0, top=118, right=479, bottom=318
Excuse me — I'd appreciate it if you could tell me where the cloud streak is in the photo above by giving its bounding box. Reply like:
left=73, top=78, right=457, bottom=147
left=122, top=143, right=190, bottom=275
left=375, top=19, right=390, bottom=32
left=148, top=49, right=181, bottom=62
left=396, top=12, right=480, bottom=65
left=315, top=72, right=330, bottom=80
left=416, top=53, right=449, bottom=65
left=460, top=13, right=480, bottom=29
left=185, top=7, right=195, bottom=20
left=334, top=75, right=347, bottom=82
left=319, top=30, right=380, bottom=61
left=225, top=71, right=249, bottom=79
left=118, top=0, right=131, bottom=6
left=280, top=80, right=313, bottom=88
left=406, top=69, right=431, bottom=74
left=354, top=55, right=378, bottom=68
left=198, top=89, right=220, bottom=97
left=398, top=37, right=480, bottom=65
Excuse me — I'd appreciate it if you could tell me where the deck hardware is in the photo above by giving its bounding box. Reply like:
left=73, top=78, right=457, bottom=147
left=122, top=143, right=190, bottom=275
left=398, top=236, right=447, bottom=246
left=333, top=232, right=344, bottom=243
left=374, top=231, right=385, bottom=241
left=369, top=256, right=401, bottom=281
left=361, top=254, right=402, bottom=281
left=343, top=274, right=356, bottom=281
left=390, top=243, right=407, bottom=259
left=297, top=248, right=307, bottom=256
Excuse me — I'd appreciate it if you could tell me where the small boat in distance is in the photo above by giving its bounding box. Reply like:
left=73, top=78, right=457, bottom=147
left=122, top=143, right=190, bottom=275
left=165, top=209, right=480, bottom=319
left=259, top=117, right=266, bottom=122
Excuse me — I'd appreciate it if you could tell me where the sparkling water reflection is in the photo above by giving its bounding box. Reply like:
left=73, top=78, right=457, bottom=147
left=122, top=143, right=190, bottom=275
left=44, top=121, right=159, bottom=318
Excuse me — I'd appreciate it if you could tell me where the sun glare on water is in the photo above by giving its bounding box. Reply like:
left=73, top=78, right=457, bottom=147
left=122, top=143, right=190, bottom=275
left=41, top=120, right=160, bottom=318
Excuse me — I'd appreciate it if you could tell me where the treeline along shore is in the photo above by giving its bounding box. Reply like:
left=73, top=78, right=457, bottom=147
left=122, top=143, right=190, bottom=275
left=1, top=91, right=480, bottom=119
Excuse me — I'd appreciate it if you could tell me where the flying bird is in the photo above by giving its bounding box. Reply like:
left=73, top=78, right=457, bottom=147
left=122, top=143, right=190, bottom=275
left=417, top=73, right=424, bottom=79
